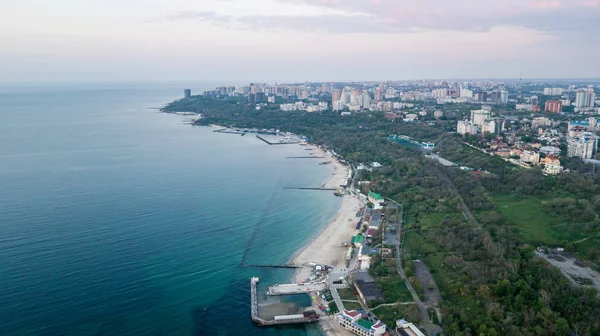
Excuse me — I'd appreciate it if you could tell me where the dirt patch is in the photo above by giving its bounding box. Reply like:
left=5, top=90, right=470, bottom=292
left=413, top=260, right=442, bottom=307
left=536, top=252, right=600, bottom=292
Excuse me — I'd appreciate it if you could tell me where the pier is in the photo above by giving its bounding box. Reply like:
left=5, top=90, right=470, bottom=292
left=267, top=282, right=328, bottom=296
left=284, top=187, right=337, bottom=191
left=245, top=264, right=302, bottom=269
left=250, top=277, right=320, bottom=326
left=256, top=135, right=299, bottom=145
left=286, top=156, right=325, bottom=159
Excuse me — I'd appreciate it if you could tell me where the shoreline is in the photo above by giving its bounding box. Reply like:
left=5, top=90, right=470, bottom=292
left=288, top=145, right=363, bottom=336
left=205, top=124, right=359, bottom=334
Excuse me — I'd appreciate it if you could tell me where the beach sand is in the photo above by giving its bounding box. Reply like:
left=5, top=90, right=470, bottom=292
left=291, top=145, right=363, bottom=336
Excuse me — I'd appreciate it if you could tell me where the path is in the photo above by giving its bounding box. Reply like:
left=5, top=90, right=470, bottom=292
left=386, top=197, right=442, bottom=336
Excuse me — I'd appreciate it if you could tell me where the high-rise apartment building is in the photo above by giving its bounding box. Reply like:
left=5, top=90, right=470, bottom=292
left=332, top=89, right=341, bottom=104
left=184, top=89, right=191, bottom=98
left=545, top=100, right=563, bottom=113
left=567, top=132, right=598, bottom=159
left=575, top=90, right=596, bottom=108
left=471, top=109, right=491, bottom=127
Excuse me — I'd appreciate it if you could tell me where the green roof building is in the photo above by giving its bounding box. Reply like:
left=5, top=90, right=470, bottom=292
left=351, top=234, right=364, bottom=246
left=368, top=191, right=384, bottom=203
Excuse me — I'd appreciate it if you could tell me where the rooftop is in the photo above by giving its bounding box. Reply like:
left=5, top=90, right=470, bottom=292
left=356, top=318, right=374, bottom=330
left=368, top=191, right=384, bottom=201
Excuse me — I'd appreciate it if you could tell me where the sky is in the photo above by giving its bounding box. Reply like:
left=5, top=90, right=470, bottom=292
left=1, top=0, right=600, bottom=82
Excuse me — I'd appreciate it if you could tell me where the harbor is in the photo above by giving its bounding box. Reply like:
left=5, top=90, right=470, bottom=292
left=250, top=277, right=320, bottom=327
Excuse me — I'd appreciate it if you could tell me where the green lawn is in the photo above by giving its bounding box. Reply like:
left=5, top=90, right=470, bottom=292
left=373, top=304, right=421, bottom=328
left=343, top=301, right=363, bottom=310
left=337, top=288, right=357, bottom=301
left=494, top=194, right=589, bottom=246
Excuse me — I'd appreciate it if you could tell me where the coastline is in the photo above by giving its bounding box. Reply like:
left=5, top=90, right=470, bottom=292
left=289, top=144, right=363, bottom=336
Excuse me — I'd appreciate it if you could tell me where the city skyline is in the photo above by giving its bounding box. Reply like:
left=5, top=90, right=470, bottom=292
left=2, top=0, right=600, bottom=82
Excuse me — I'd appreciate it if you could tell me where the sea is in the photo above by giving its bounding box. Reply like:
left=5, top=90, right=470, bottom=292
left=0, top=83, right=342, bottom=336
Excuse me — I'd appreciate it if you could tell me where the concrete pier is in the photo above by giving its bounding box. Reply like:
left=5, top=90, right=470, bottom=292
left=250, top=277, right=320, bottom=326
left=267, top=282, right=328, bottom=296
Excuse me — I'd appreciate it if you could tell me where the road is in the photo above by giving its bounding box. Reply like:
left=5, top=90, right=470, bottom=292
left=386, top=197, right=442, bottom=336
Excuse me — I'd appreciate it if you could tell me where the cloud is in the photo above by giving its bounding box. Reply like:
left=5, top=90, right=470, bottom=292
left=161, top=0, right=600, bottom=35
left=288, top=0, right=600, bottom=33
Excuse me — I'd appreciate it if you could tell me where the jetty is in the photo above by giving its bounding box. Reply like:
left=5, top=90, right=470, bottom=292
left=267, top=282, right=328, bottom=296
left=250, top=277, right=320, bottom=326
left=286, top=156, right=325, bottom=159
left=284, top=187, right=337, bottom=191
left=256, top=135, right=299, bottom=145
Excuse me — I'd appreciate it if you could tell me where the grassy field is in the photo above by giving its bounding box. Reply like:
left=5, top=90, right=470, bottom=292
left=372, top=304, right=421, bottom=328
left=337, top=288, right=357, bottom=301
left=494, top=194, right=590, bottom=246
left=374, top=272, right=413, bottom=303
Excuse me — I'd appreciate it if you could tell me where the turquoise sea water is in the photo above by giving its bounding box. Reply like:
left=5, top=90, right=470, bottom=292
left=0, top=83, right=341, bottom=335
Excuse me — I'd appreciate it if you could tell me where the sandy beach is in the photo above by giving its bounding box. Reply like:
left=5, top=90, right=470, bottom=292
left=291, top=145, right=362, bottom=280
left=288, top=145, right=363, bottom=335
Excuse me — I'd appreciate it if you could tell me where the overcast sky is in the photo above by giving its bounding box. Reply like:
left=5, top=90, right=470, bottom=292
left=1, top=0, right=599, bottom=82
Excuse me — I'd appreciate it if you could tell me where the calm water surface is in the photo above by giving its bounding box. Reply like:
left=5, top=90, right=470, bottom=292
left=0, top=83, right=340, bottom=335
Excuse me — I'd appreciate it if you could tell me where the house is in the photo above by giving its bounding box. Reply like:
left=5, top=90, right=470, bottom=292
left=352, top=270, right=384, bottom=302
left=336, top=310, right=387, bottom=336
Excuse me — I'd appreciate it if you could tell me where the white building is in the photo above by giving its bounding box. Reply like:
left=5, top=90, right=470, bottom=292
left=539, top=146, right=561, bottom=156
left=520, top=150, right=540, bottom=165
left=358, top=93, right=371, bottom=109
left=457, top=120, right=479, bottom=135
left=460, top=89, right=473, bottom=98
left=532, top=117, right=553, bottom=128
left=500, top=90, right=509, bottom=104
left=333, top=100, right=345, bottom=111
left=336, top=310, right=386, bottom=336
left=567, top=132, right=598, bottom=159
left=471, top=109, right=492, bottom=127
left=544, top=88, right=563, bottom=96
left=575, top=90, right=596, bottom=109
left=396, top=319, right=426, bottom=336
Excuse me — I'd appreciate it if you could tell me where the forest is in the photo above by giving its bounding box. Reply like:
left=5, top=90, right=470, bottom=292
left=163, top=96, right=600, bottom=336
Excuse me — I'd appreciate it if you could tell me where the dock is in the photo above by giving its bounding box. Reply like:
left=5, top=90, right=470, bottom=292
left=256, top=135, right=299, bottom=145
left=286, top=156, right=325, bottom=159
left=284, top=187, right=337, bottom=191
left=250, top=277, right=320, bottom=326
left=267, top=282, right=328, bottom=296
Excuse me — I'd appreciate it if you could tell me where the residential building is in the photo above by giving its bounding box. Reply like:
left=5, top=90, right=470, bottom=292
left=332, top=89, right=341, bottom=104
left=532, top=117, right=553, bottom=128
left=575, top=90, right=596, bottom=108
left=567, top=132, right=598, bottom=159
left=543, top=88, right=563, bottom=96
left=457, top=120, right=479, bottom=135
left=374, top=89, right=383, bottom=102
left=255, top=92, right=266, bottom=103
left=541, top=155, right=561, bottom=167
left=543, top=164, right=564, bottom=175
left=539, top=146, right=561, bottom=156
left=471, top=109, right=492, bottom=127
left=460, top=89, right=473, bottom=98
left=336, top=310, right=386, bottom=336
left=248, top=93, right=256, bottom=104
left=520, top=150, right=540, bottom=165
left=500, top=90, right=509, bottom=104
left=545, top=100, right=562, bottom=113
left=184, top=89, right=191, bottom=98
